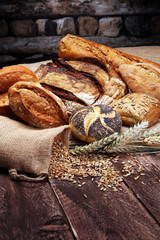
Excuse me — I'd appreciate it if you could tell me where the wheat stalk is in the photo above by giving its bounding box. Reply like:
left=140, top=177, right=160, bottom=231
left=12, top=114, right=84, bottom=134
left=69, top=121, right=160, bottom=155
left=69, top=132, right=118, bottom=155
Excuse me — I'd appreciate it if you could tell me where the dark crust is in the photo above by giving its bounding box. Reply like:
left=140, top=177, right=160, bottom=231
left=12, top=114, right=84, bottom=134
left=41, top=83, right=87, bottom=105
left=70, top=105, right=122, bottom=140
left=67, top=57, right=109, bottom=73
left=38, top=62, right=102, bottom=95
left=50, top=58, right=104, bottom=94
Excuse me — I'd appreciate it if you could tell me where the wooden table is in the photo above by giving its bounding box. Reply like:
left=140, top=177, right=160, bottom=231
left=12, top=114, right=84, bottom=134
left=0, top=153, right=160, bottom=240
left=0, top=46, right=160, bottom=239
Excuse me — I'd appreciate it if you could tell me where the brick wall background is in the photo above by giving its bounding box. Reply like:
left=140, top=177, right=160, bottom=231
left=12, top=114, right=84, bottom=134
left=0, top=0, right=160, bottom=67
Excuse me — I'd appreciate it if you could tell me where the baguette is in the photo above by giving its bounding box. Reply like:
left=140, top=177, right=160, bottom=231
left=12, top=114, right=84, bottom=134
left=59, top=35, right=160, bottom=96
left=59, top=34, right=160, bottom=70
left=59, top=34, right=128, bottom=90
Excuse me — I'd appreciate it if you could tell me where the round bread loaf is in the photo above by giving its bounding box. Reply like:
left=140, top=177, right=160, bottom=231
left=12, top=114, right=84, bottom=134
left=8, top=81, right=68, bottom=128
left=69, top=105, right=122, bottom=143
left=0, top=65, right=39, bottom=93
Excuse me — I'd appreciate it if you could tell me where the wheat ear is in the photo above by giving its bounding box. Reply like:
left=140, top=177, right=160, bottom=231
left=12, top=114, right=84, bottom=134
left=69, top=132, right=118, bottom=155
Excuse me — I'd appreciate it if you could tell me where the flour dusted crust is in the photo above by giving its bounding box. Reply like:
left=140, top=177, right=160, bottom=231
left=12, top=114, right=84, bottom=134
left=8, top=81, right=68, bottom=128
left=0, top=65, right=39, bottom=93
left=69, top=105, right=122, bottom=143
left=111, top=93, right=160, bottom=127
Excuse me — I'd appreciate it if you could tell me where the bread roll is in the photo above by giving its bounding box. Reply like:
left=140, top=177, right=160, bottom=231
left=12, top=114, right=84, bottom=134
left=8, top=81, right=68, bottom=128
left=69, top=105, right=122, bottom=143
left=119, top=63, right=160, bottom=101
left=111, top=93, right=160, bottom=127
left=0, top=65, right=39, bottom=93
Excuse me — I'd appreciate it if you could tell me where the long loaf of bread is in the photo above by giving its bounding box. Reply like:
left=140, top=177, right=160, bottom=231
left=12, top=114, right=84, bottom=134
left=59, top=34, right=160, bottom=100
left=59, top=34, right=160, bottom=70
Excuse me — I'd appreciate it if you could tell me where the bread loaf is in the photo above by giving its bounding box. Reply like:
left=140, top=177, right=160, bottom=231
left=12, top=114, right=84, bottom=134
left=59, top=34, right=160, bottom=96
left=59, top=34, right=128, bottom=95
left=59, top=34, right=160, bottom=70
left=66, top=57, right=127, bottom=100
left=119, top=63, right=160, bottom=101
left=69, top=105, right=122, bottom=143
left=8, top=81, right=68, bottom=128
left=111, top=93, right=160, bottom=127
left=0, top=92, right=13, bottom=117
left=35, top=60, right=103, bottom=106
left=0, top=65, right=39, bottom=93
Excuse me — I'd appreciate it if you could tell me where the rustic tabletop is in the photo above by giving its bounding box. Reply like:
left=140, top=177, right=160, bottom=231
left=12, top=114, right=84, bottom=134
left=0, top=46, right=160, bottom=240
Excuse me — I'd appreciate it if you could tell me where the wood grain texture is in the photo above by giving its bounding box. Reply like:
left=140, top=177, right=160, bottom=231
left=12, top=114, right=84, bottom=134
left=50, top=169, right=160, bottom=240
left=1, top=36, right=160, bottom=56
left=0, top=170, right=75, bottom=240
left=115, top=153, right=160, bottom=223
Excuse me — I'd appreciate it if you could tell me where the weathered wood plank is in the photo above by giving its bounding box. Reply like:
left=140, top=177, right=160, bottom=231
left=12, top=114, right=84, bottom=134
left=0, top=170, right=75, bottom=240
left=0, top=0, right=160, bottom=18
left=115, top=153, right=160, bottom=223
left=50, top=173, right=160, bottom=240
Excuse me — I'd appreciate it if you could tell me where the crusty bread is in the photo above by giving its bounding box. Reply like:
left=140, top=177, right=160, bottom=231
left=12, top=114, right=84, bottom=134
left=0, top=65, right=39, bottom=93
left=59, top=34, right=160, bottom=70
left=111, top=93, right=160, bottom=127
left=69, top=105, right=122, bottom=143
left=119, top=63, right=160, bottom=101
left=0, top=92, right=13, bottom=116
left=66, top=57, right=127, bottom=101
left=59, top=34, right=160, bottom=97
left=8, top=81, right=68, bottom=128
left=36, top=59, right=103, bottom=105
left=59, top=35, right=128, bottom=95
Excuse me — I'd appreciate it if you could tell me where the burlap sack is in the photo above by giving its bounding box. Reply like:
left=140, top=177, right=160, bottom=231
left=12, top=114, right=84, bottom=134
left=0, top=116, right=71, bottom=181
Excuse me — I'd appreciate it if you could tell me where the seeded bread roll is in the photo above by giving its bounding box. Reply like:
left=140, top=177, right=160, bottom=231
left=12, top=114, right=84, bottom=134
left=0, top=65, right=39, bottom=93
left=8, top=81, right=68, bottom=128
left=69, top=105, right=122, bottom=143
left=111, top=93, right=160, bottom=127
